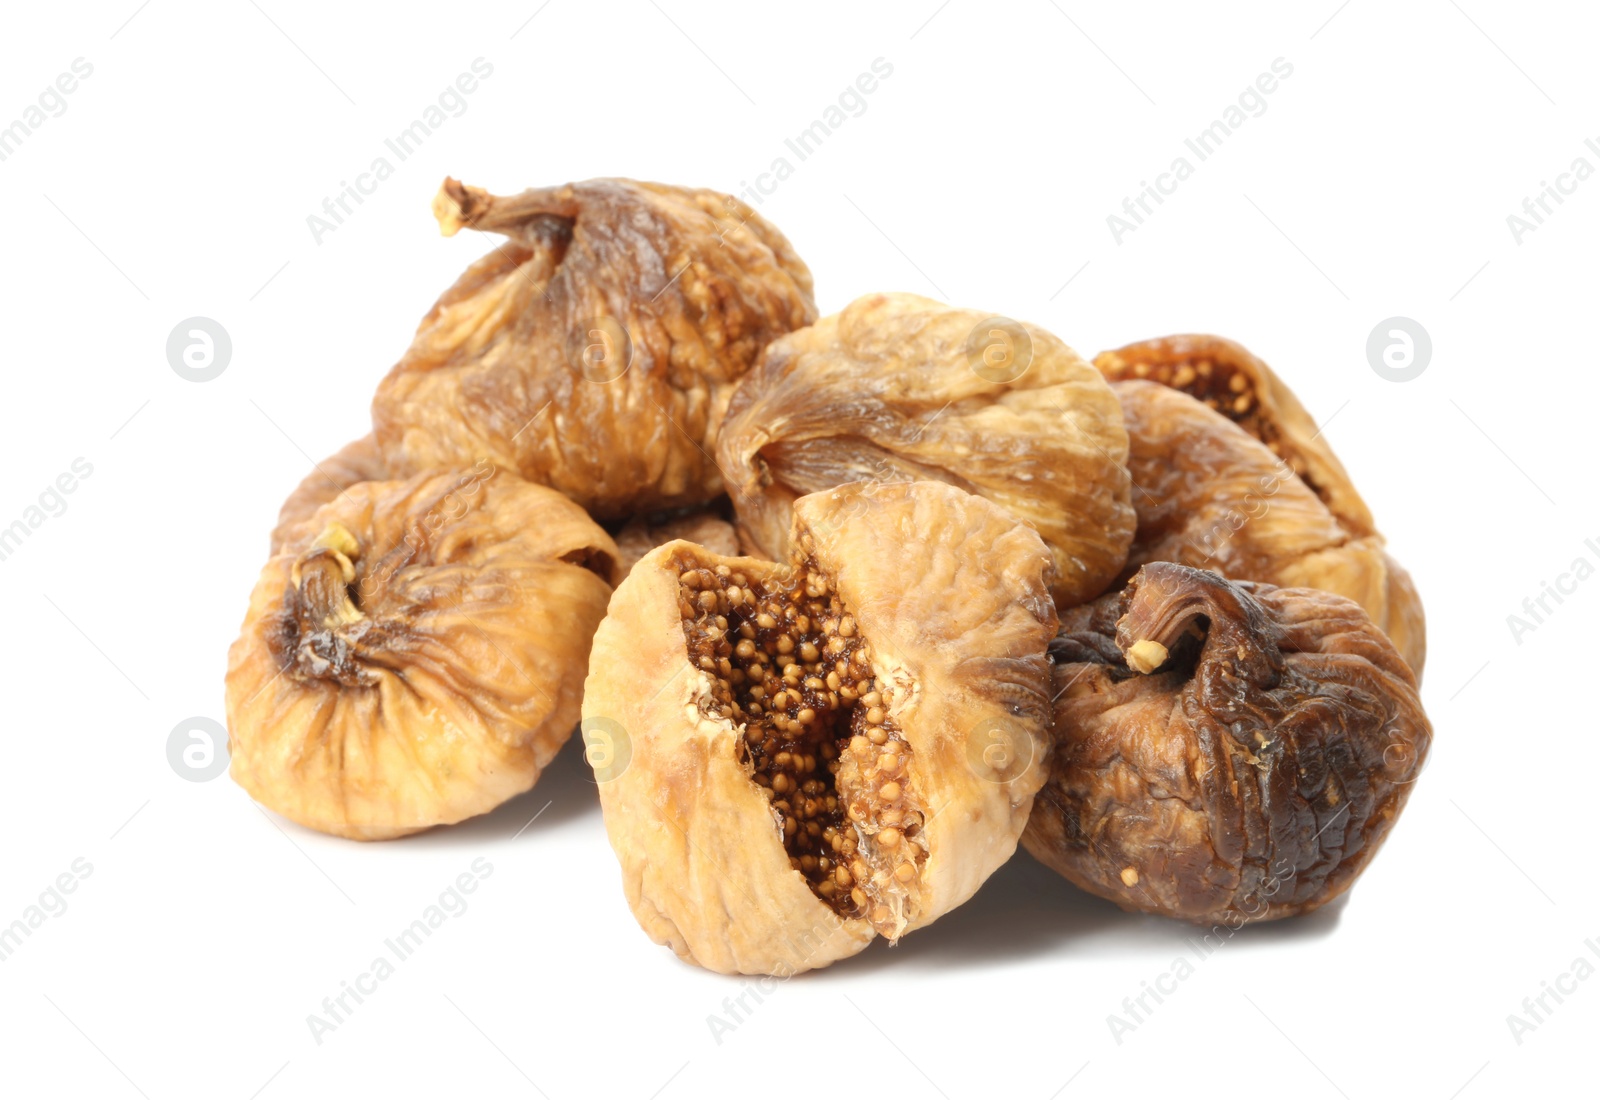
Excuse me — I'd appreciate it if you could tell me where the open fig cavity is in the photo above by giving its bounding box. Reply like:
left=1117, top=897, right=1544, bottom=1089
left=582, top=480, right=1058, bottom=975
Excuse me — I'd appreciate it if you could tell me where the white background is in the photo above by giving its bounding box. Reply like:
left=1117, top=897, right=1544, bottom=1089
left=0, top=1, right=1593, bottom=1097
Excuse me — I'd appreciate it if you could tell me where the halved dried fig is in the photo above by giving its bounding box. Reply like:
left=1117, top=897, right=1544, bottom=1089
left=228, top=467, right=619, bottom=840
left=1114, top=380, right=1425, bottom=673
left=716, top=293, right=1135, bottom=608
left=269, top=434, right=389, bottom=554
left=372, top=178, right=817, bottom=519
left=614, top=506, right=740, bottom=576
left=1023, top=562, right=1431, bottom=924
left=583, top=480, right=1057, bottom=975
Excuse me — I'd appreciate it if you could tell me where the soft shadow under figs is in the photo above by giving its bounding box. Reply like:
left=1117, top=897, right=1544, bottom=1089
left=810, top=848, right=1347, bottom=978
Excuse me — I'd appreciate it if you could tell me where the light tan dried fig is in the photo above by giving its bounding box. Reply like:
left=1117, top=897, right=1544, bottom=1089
left=582, top=480, right=1057, bottom=975
left=715, top=293, right=1135, bottom=608
left=614, top=506, right=741, bottom=575
left=269, top=434, right=389, bottom=554
left=1109, top=375, right=1425, bottom=674
left=372, top=178, right=817, bottom=519
left=1024, top=562, right=1431, bottom=924
left=228, top=466, right=619, bottom=840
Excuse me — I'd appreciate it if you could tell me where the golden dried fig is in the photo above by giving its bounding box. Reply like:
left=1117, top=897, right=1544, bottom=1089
left=228, top=467, right=619, bottom=840
left=1114, top=380, right=1425, bottom=673
left=269, top=434, right=388, bottom=554
left=583, top=480, right=1057, bottom=975
left=614, top=506, right=741, bottom=575
left=1095, top=334, right=1374, bottom=534
left=716, top=293, right=1135, bottom=608
left=1024, top=562, right=1431, bottom=924
left=372, top=178, right=817, bottom=519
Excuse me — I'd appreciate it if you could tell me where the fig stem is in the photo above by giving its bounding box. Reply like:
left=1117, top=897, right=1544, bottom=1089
left=1115, top=562, right=1282, bottom=685
left=292, top=523, right=363, bottom=629
left=1125, top=639, right=1168, bottom=674
left=433, top=177, right=580, bottom=238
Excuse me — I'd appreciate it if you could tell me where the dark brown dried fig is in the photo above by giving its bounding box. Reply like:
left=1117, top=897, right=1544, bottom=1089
left=372, top=178, right=817, bottom=519
left=1114, top=380, right=1425, bottom=673
left=269, top=434, right=389, bottom=554
left=716, top=293, right=1135, bottom=607
left=1023, top=562, right=1431, bottom=925
left=228, top=466, right=619, bottom=840
left=583, top=480, right=1057, bottom=975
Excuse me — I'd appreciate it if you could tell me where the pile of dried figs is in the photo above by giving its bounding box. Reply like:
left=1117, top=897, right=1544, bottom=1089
left=226, top=176, right=1432, bottom=976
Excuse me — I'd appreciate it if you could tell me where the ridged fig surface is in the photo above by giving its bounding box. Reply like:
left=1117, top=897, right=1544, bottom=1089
left=228, top=467, right=618, bottom=840
left=374, top=177, right=817, bottom=518
left=1023, top=562, right=1431, bottom=924
left=717, top=293, right=1134, bottom=607
left=269, top=434, right=388, bottom=554
left=1114, top=380, right=1425, bottom=672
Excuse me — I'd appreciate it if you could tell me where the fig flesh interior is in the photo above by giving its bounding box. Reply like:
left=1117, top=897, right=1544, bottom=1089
left=673, top=550, right=927, bottom=937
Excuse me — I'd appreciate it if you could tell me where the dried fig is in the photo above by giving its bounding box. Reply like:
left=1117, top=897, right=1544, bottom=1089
left=1095, top=334, right=1374, bottom=534
left=716, top=293, right=1135, bottom=608
left=583, top=480, right=1057, bottom=975
left=228, top=466, right=619, bottom=840
left=614, top=506, right=741, bottom=575
left=372, top=178, right=817, bottom=519
left=1023, top=562, right=1431, bottom=924
left=1114, top=380, right=1425, bottom=673
left=269, top=434, right=388, bottom=554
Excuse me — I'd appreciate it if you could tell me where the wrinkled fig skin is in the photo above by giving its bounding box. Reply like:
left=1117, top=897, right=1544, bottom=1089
left=269, top=434, right=389, bottom=554
left=228, top=468, right=619, bottom=840
left=614, top=506, right=741, bottom=575
left=583, top=481, right=1057, bottom=976
left=372, top=177, right=818, bottom=519
left=1096, top=334, right=1375, bottom=536
left=1114, top=380, right=1426, bottom=674
left=1023, top=563, right=1431, bottom=925
left=717, top=292, right=1136, bottom=608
